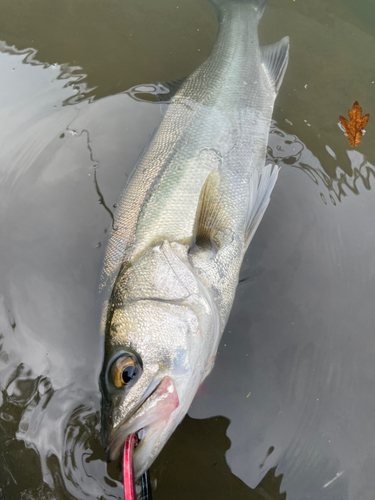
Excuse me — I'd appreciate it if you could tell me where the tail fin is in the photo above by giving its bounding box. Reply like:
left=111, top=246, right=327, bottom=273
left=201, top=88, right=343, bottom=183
left=208, top=0, right=268, bottom=20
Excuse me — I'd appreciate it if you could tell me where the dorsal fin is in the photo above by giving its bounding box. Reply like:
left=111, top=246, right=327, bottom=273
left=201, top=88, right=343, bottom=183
left=261, top=36, right=290, bottom=94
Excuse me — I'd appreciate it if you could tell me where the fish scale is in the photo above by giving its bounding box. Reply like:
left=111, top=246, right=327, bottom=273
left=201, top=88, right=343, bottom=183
left=99, top=0, right=289, bottom=481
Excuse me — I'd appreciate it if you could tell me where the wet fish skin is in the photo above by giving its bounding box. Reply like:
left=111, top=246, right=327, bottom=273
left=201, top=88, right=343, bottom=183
left=99, top=0, right=289, bottom=478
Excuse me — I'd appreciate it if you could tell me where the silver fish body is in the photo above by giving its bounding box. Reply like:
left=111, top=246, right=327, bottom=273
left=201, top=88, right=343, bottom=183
left=99, top=0, right=289, bottom=478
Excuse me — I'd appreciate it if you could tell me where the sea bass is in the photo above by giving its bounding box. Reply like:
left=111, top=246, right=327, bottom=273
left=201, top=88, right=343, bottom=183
left=99, top=0, right=289, bottom=478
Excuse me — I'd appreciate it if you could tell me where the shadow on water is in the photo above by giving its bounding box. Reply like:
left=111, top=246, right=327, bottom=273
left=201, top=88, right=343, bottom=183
left=151, top=415, right=286, bottom=500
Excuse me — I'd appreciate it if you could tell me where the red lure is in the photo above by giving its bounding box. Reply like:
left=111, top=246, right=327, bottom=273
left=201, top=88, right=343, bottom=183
left=123, top=434, right=139, bottom=500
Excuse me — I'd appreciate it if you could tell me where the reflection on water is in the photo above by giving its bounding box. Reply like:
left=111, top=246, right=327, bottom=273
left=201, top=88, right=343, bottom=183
left=268, top=125, right=375, bottom=206
left=0, top=41, right=90, bottom=105
left=1, top=0, right=375, bottom=498
left=0, top=0, right=217, bottom=103
left=0, top=344, right=120, bottom=499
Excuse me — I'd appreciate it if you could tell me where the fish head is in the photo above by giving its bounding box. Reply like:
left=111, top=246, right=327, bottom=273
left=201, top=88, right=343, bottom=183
left=100, top=241, right=219, bottom=478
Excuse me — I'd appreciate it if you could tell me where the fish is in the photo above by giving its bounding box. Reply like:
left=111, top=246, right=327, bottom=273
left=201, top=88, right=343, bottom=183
left=99, top=0, right=289, bottom=479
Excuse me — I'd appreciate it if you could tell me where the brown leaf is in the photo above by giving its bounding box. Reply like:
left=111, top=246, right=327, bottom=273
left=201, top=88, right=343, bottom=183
left=339, top=101, right=369, bottom=147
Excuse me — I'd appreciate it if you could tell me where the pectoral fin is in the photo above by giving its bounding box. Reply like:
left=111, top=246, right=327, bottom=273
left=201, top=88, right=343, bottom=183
left=244, top=164, right=279, bottom=250
left=193, top=170, right=228, bottom=251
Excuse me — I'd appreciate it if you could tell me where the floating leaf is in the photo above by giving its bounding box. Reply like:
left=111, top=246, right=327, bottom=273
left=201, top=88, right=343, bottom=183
left=339, top=101, right=369, bottom=147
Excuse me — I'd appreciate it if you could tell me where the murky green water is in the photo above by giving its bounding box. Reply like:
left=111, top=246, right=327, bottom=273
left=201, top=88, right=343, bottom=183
left=1, top=0, right=375, bottom=498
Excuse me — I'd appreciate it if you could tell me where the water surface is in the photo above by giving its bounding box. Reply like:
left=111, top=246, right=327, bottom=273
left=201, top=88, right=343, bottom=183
left=1, top=0, right=375, bottom=499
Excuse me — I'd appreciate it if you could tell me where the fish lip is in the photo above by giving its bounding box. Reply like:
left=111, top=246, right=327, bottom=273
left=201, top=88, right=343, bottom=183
left=107, top=375, right=179, bottom=462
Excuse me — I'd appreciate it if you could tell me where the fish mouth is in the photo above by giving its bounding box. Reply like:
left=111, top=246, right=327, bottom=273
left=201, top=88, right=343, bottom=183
left=107, top=376, right=179, bottom=463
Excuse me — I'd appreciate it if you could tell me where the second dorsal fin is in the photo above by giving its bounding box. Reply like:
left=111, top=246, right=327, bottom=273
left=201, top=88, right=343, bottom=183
left=261, top=36, right=290, bottom=94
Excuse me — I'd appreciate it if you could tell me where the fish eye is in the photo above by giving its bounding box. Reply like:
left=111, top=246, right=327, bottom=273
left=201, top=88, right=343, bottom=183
left=112, top=354, right=140, bottom=388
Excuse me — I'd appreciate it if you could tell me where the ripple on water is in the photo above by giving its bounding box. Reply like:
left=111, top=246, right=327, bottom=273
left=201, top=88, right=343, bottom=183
left=0, top=357, right=122, bottom=499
